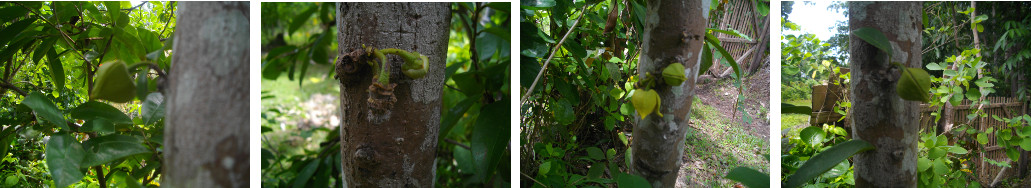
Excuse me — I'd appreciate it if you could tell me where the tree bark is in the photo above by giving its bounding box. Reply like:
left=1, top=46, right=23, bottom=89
left=163, top=2, right=249, bottom=188
left=630, top=0, right=707, bottom=187
left=335, top=3, right=449, bottom=187
left=848, top=2, right=922, bottom=187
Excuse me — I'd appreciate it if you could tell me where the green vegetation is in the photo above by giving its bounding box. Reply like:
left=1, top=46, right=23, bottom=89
left=782, top=2, right=1031, bottom=187
left=0, top=2, right=176, bottom=187
left=520, top=0, right=769, bottom=187
left=259, top=2, right=511, bottom=187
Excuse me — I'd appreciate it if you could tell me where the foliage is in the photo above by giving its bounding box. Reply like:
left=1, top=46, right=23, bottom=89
left=521, top=0, right=767, bottom=187
left=781, top=125, right=855, bottom=187
left=916, top=132, right=979, bottom=187
left=435, top=2, right=511, bottom=186
left=0, top=1, right=176, bottom=187
left=258, top=2, right=511, bottom=187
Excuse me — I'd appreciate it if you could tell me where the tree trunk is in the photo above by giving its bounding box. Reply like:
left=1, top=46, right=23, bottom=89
left=630, top=0, right=707, bottom=187
left=847, top=2, right=922, bottom=187
left=335, top=3, right=449, bottom=187
left=164, top=2, right=250, bottom=187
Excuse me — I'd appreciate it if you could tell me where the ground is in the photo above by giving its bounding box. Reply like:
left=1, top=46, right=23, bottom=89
left=676, top=64, right=771, bottom=187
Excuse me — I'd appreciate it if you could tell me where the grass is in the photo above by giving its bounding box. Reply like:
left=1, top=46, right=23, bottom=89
left=684, top=97, right=769, bottom=186
left=782, top=99, right=811, bottom=138
left=260, top=64, right=339, bottom=108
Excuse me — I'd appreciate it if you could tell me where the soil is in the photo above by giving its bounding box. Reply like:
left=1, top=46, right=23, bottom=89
left=695, top=65, right=771, bottom=139
left=675, top=64, right=771, bottom=187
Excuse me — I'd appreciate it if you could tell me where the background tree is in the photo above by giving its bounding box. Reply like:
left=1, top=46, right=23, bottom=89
left=163, top=2, right=249, bottom=187
left=334, top=3, right=449, bottom=187
left=847, top=2, right=922, bottom=187
left=629, top=0, right=707, bottom=187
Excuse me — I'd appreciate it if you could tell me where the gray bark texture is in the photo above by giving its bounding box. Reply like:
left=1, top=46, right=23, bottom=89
left=848, top=2, right=922, bottom=187
left=335, top=3, right=450, bottom=187
left=163, top=2, right=250, bottom=188
left=631, top=0, right=707, bottom=187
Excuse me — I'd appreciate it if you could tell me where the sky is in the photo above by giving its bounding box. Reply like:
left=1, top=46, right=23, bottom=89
left=783, top=1, right=848, bottom=41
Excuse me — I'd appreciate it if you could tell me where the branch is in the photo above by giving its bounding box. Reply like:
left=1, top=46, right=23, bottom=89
left=520, top=4, right=589, bottom=102
left=444, top=138, right=471, bottom=150
left=0, top=80, right=27, bottom=96
left=158, top=2, right=175, bottom=37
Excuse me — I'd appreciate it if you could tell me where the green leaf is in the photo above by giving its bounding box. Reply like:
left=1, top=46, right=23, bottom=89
left=977, top=133, right=988, bottom=144
left=0, top=6, right=29, bottom=21
left=616, top=173, right=652, bottom=188
left=80, top=118, right=114, bottom=134
left=604, top=116, right=615, bottom=131
left=944, top=146, right=968, bottom=155
left=925, top=63, right=944, bottom=71
left=897, top=67, right=931, bottom=102
left=33, top=38, right=57, bottom=64
left=852, top=27, right=893, bottom=56
left=521, top=0, right=556, bottom=9
left=136, top=68, right=149, bottom=100
left=699, top=44, right=713, bottom=76
left=781, top=103, right=812, bottom=115
left=22, top=92, right=68, bottom=130
left=0, top=18, right=37, bottom=46
left=725, top=167, right=770, bottom=188
left=141, top=93, right=165, bottom=125
left=70, top=101, right=132, bottom=125
left=928, top=147, right=946, bottom=159
left=586, top=147, right=604, bottom=160
left=112, top=171, right=142, bottom=188
left=917, top=157, right=931, bottom=171
left=799, top=126, right=825, bottom=148
left=708, top=28, right=753, bottom=41
left=705, top=32, right=741, bottom=80
left=440, top=97, right=477, bottom=140
left=81, top=135, right=151, bottom=166
left=932, top=158, right=948, bottom=175
left=553, top=98, right=575, bottom=125
left=785, top=140, right=875, bottom=188
left=46, top=48, right=65, bottom=92
left=1020, top=138, right=1031, bottom=151
left=471, top=101, right=509, bottom=183
left=46, top=134, right=85, bottom=188
left=291, top=159, right=320, bottom=188
left=587, top=164, right=604, bottom=179
left=538, top=161, right=552, bottom=176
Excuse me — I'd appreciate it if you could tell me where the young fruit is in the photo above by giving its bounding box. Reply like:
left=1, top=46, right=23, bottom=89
left=896, top=67, right=931, bottom=102
left=630, top=89, right=663, bottom=119
left=90, top=61, right=136, bottom=103
left=662, top=63, right=687, bottom=86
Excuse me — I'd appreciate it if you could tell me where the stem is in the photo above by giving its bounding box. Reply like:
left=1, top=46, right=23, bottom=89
left=521, top=3, right=590, bottom=102
left=369, top=48, right=390, bottom=86
left=95, top=166, right=107, bottom=188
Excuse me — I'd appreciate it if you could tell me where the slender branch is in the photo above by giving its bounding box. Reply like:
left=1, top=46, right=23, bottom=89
left=158, top=2, right=175, bottom=37
left=0, top=80, right=27, bottom=96
left=520, top=4, right=589, bottom=102
left=444, top=138, right=471, bottom=150
left=521, top=172, right=548, bottom=187
left=95, top=166, right=107, bottom=188
left=13, top=2, right=90, bottom=63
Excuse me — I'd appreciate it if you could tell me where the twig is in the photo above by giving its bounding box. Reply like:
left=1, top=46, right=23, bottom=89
left=95, top=166, right=107, bottom=188
left=158, top=2, right=175, bottom=37
left=444, top=138, right=471, bottom=150
left=521, top=172, right=548, bottom=187
left=0, top=80, right=27, bottom=96
left=520, top=4, right=589, bottom=102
